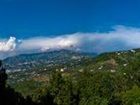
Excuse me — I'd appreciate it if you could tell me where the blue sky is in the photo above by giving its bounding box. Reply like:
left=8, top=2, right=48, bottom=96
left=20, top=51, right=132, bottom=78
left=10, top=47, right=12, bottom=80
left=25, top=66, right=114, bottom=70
left=0, top=0, right=94, bottom=38
left=1, top=0, right=140, bottom=58
left=0, top=0, right=140, bottom=38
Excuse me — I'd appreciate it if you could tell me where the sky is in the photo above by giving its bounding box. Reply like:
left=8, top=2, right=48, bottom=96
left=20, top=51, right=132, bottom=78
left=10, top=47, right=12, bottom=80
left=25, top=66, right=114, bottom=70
left=1, top=0, right=140, bottom=58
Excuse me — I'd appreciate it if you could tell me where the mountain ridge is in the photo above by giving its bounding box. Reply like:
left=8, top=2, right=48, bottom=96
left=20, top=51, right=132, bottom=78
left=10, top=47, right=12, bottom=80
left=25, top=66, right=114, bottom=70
left=3, top=49, right=97, bottom=71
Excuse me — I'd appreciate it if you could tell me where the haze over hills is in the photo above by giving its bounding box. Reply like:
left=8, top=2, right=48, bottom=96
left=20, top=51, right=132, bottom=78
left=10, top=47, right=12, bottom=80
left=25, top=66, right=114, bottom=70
left=3, top=49, right=97, bottom=71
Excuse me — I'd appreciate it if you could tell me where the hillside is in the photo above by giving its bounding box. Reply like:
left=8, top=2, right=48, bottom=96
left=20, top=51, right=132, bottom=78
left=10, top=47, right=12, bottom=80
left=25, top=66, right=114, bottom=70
left=4, top=48, right=140, bottom=104
left=5, top=50, right=95, bottom=88
left=6, top=48, right=140, bottom=84
left=3, top=49, right=96, bottom=71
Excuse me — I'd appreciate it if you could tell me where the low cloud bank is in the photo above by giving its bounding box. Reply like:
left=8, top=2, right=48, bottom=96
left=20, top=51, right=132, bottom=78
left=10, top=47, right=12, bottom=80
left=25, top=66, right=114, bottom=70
left=1, top=25, right=140, bottom=59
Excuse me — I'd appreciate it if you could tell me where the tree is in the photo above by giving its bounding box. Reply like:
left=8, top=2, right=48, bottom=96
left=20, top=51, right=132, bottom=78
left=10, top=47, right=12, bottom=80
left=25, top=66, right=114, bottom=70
left=0, top=60, right=7, bottom=89
left=0, top=60, right=36, bottom=105
left=121, top=85, right=140, bottom=105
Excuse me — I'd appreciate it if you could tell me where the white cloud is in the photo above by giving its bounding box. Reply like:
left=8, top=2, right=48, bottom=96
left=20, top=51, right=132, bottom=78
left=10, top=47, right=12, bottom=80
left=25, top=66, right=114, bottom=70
left=1, top=25, right=140, bottom=59
left=17, top=35, right=80, bottom=53
left=0, top=37, right=16, bottom=52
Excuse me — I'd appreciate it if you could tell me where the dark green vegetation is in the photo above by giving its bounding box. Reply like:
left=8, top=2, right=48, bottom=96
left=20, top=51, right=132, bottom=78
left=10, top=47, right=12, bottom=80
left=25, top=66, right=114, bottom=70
left=0, top=61, right=37, bottom=105
left=1, top=49, right=140, bottom=105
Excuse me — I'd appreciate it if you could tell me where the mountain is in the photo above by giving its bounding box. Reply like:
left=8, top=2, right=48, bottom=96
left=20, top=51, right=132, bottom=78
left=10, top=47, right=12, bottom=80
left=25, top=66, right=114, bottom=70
left=80, top=48, right=140, bottom=72
left=5, top=48, right=140, bottom=99
left=3, top=49, right=96, bottom=71
left=4, top=50, right=96, bottom=96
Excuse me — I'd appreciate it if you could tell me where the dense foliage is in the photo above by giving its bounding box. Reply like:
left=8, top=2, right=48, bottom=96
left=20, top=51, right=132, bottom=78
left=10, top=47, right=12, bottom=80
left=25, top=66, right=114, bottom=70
left=1, top=49, right=140, bottom=105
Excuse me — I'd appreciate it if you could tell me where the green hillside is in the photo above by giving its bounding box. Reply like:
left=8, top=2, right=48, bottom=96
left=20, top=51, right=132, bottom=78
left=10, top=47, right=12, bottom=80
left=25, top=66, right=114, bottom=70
left=4, top=49, right=140, bottom=105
